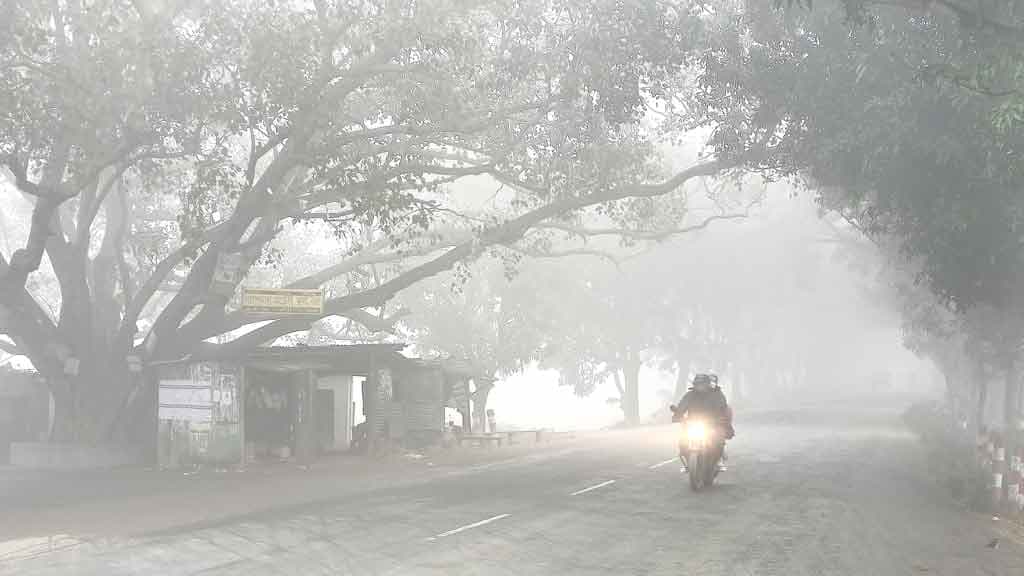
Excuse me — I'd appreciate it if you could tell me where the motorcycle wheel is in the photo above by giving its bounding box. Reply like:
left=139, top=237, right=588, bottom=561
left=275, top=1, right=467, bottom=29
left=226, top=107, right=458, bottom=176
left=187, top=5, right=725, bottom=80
left=688, top=451, right=705, bottom=491
left=704, top=455, right=717, bottom=487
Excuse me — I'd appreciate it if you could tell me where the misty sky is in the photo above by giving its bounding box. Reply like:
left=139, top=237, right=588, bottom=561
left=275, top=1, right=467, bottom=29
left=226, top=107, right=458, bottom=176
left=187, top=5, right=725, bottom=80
left=488, top=185, right=941, bottom=431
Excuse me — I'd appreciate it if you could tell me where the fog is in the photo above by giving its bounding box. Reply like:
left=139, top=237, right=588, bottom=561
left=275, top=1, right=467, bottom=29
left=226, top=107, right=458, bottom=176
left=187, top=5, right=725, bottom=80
left=487, top=184, right=941, bottom=432
left=4, top=0, right=1024, bottom=573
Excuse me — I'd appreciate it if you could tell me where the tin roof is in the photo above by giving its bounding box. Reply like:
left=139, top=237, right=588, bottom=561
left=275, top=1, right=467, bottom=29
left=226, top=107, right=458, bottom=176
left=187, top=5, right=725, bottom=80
left=405, top=358, right=492, bottom=379
left=187, top=343, right=412, bottom=374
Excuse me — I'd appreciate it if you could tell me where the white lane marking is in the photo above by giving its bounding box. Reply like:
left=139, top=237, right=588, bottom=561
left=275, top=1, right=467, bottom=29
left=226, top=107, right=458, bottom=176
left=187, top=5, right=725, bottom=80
left=648, top=458, right=677, bottom=470
left=570, top=479, right=616, bottom=496
left=426, top=514, right=511, bottom=541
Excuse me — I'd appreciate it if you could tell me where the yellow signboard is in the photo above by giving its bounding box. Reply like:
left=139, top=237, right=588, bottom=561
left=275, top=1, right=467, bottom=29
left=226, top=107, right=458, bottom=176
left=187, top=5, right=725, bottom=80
left=241, top=288, right=324, bottom=316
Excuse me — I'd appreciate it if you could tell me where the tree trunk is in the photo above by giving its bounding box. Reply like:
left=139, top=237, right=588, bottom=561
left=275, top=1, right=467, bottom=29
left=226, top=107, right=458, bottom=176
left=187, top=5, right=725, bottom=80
left=623, top=355, right=641, bottom=426
left=941, top=368, right=956, bottom=418
left=976, top=370, right=990, bottom=433
left=99, top=362, right=145, bottom=442
left=473, top=381, right=492, bottom=433
left=43, top=361, right=138, bottom=443
left=48, top=378, right=75, bottom=441
left=612, top=368, right=625, bottom=406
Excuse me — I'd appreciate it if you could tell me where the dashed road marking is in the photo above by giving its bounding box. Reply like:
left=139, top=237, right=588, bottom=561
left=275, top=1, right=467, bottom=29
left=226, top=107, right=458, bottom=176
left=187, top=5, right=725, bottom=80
left=426, top=514, right=511, bottom=541
left=570, top=479, right=616, bottom=496
left=648, top=458, right=677, bottom=470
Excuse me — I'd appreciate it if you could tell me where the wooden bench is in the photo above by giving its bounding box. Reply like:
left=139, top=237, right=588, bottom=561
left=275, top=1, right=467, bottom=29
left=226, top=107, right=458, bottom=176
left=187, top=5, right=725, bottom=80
left=458, top=433, right=507, bottom=448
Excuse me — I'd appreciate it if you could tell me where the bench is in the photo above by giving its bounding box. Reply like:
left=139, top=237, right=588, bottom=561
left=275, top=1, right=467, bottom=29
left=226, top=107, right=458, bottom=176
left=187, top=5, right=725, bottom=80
left=505, top=429, right=552, bottom=444
left=457, top=433, right=507, bottom=448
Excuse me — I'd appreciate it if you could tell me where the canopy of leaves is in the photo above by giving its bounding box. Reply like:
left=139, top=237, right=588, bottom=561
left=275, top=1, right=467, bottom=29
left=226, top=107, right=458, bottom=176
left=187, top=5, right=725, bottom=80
left=0, top=0, right=732, bottom=440
left=688, top=0, right=1024, bottom=327
left=400, top=186, right=905, bottom=407
left=0, top=0, right=712, bottom=357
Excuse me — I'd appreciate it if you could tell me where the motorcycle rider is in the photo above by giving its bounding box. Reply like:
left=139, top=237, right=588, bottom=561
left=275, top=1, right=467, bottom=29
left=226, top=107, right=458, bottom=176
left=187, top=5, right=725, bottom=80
left=673, top=373, right=734, bottom=470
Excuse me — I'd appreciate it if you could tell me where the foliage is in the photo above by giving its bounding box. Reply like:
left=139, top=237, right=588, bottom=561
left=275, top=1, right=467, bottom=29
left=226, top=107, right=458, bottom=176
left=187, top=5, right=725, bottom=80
left=686, top=3, right=1024, bottom=502
left=690, top=0, right=1024, bottom=339
left=694, top=0, right=1024, bottom=510
left=402, top=187, right=898, bottom=416
left=0, top=0, right=726, bottom=440
left=397, top=255, right=549, bottom=377
left=904, top=400, right=992, bottom=511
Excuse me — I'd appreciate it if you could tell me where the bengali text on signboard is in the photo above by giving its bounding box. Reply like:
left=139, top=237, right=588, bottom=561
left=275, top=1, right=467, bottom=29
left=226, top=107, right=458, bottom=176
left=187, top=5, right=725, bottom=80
left=241, top=288, right=323, bottom=316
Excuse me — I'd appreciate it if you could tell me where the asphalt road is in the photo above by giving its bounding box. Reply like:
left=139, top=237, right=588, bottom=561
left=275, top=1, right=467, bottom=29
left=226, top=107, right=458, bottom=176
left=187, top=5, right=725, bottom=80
left=3, top=411, right=1024, bottom=575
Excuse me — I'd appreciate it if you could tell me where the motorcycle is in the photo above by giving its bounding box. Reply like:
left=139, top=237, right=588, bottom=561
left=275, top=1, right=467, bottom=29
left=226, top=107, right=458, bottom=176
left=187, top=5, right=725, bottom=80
left=669, top=406, right=723, bottom=491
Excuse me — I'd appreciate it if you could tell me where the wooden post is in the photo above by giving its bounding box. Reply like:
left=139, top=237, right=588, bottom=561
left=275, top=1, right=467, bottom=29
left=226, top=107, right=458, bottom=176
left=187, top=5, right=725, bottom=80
left=295, top=369, right=316, bottom=464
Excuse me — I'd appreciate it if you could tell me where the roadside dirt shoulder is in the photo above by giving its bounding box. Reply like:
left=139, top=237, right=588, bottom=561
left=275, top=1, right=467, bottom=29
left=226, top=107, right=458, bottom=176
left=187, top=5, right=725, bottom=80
left=0, top=437, right=580, bottom=541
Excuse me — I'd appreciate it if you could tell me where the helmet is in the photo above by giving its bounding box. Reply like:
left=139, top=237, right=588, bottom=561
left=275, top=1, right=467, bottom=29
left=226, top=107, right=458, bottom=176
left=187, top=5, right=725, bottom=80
left=692, top=374, right=712, bottom=389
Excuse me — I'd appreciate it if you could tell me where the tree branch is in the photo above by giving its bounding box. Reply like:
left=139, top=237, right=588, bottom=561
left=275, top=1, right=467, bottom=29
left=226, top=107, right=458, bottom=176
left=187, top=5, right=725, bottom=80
left=164, top=216, right=280, bottom=348
left=193, top=229, right=466, bottom=342
left=0, top=195, right=62, bottom=296
left=89, top=181, right=131, bottom=350
left=75, top=158, right=147, bottom=247
left=816, top=0, right=1024, bottom=44
left=235, top=220, right=280, bottom=253
left=0, top=338, right=20, bottom=356
left=306, top=313, right=391, bottom=345
left=613, top=369, right=625, bottom=398
left=0, top=254, right=65, bottom=377
left=203, top=158, right=734, bottom=352
left=337, top=307, right=410, bottom=335
left=286, top=229, right=469, bottom=290
left=928, top=0, right=1024, bottom=44
left=145, top=146, right=302, bottom=354
left=325, top=99, right=554, bottom=144
left=504, top=244, right=621, bottom=267
left=0, top=155, right=46, bottom=197
left=247, top=129, right=289, bottom=186
left=117, top=220, right=232, bottom=350
left=287, top=237, right=393, bottom=290
left=535, top=211, right=751, bottom=241
left=141, top=51, right=474, bottom=356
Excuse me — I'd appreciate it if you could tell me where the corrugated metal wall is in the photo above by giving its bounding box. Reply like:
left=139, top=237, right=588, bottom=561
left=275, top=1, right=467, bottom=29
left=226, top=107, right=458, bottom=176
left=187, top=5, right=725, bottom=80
left=405, top=367, right=444, bottom=432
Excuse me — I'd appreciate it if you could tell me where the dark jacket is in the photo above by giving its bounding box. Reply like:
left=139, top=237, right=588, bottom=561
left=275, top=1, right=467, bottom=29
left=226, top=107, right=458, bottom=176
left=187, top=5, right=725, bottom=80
left=675, top=385, right=735, bottom=441
left=677, top=386, right=728, bottom=418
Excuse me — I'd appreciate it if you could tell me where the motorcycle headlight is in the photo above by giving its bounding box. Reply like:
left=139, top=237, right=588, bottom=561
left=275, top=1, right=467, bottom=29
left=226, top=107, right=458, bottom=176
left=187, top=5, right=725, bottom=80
left=686, top=420, right=707, bottom=440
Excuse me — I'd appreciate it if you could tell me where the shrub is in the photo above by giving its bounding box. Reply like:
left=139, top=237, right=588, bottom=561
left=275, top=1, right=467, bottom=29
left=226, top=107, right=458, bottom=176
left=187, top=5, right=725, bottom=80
left=904, top=402, right=991, bottom=512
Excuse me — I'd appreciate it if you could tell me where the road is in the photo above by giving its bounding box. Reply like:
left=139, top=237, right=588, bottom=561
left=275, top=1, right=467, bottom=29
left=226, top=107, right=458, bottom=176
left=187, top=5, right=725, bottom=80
left=2, top=410, right=1024, bottom=575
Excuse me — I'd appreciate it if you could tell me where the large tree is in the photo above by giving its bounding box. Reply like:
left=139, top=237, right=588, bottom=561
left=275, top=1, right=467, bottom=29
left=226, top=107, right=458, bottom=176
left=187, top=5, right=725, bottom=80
left=693, top=0, right=1024, bottom=503
left=0, top=0, right=743, bottom=440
